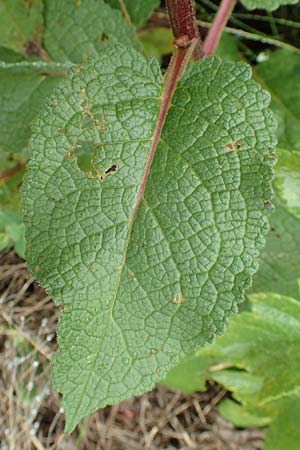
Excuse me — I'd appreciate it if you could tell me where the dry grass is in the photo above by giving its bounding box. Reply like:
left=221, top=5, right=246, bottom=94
left=0, top=250, right=265, bottom=450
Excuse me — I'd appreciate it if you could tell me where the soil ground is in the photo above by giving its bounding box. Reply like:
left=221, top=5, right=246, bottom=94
left=0, top=251, right=265, bottom=450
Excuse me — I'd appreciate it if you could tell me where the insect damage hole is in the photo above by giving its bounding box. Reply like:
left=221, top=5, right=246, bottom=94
left=225, top=141, right=243, bottom=152
left=100, top=164, right=118, bottom=181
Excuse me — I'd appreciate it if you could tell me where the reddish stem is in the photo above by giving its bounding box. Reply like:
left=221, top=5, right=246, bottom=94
left=203, top=0, right=237, bottom=56
left=166, top=0, right=203, bottom=59
left=0, top=162, right=26, bottom=182
left=130, top=39, right=199, bottom=225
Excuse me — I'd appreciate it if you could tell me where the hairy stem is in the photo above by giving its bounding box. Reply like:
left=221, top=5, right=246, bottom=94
left=166, top=0, right=203, bottom=59
left=203, top=0, right=237, bottom=56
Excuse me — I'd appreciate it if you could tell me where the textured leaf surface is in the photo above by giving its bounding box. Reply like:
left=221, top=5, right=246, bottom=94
left=22, top=45, right=276, bottom=431
left=252, top=199, right=300, bottom=299
left=0, top=61, right=66, bottom=153
left=241, top=0, right=300, bottom=10
left=44, top=0, right=139, bottom=63
left=0, top=0, right=43, bottom=55
left=105, top=0, right=159, bottom=25
left=254, top=50, right=300, bottom=151
left=274, top=149, right=300, bottom=219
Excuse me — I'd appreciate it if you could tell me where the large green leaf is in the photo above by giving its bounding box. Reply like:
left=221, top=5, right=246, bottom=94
left=252, top=200, right=300, bottom=299
left=22, top=45, right=276, bottom=431
left=254, top=50, right=300, bottom=152
left=43, top=0, right=139, bottom=63
left=0, top=61, right=66, bottom=153
left=241, top=0, right=300, bottom=10
left=274, top=149, right=300, bottom=219
left=105, top=0, right=159, bottom=26
left=0, top=0, right=43, bottom=55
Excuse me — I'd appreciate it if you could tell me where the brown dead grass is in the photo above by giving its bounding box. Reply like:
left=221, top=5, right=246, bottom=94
left=0, top=250, right=265, bottom=450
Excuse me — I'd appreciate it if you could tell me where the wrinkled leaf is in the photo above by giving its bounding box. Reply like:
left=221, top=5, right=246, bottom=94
left=241, top=0, right=300, bottom=10
left=105, top=0, right=159, bottom=25
left=0, top=61, right=66, bottom=153
left=0, top=0, right=43, bottom=55
left=44, top=0, right=139, bottom=63
left=22, top=45, right=276, bottom=431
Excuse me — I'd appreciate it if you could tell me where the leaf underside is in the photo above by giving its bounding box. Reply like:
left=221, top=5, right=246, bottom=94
left=241, top=0, right=300, bottom=10
left=22, top=45, right=276, bottom=432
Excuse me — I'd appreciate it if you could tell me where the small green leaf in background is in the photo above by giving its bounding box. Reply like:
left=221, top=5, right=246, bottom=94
left=0, top=0, right=43, bottom=56
left=274, top=149, right=300, bottom=219
left=218, top=399, right=271, bottom=428
left=252, top=199, right=300, bottom=299
left=22, top=43, right=276, bottom=431
left=241, top=0, right=300, bottom=11
left=264, top=395, right=300, bottom=450
left=0, top=61, right=67, bottom=153
left=0, top=210, right=26, bottom=258
left=138, top=27, right=173, bottom=63
left=164, top=294, right=300, bottom=449
left=215, top=34, right=241, bottom=62
left=209, top=293, right=300, bottom=403
left=254, top=49, right=300, bottom=152
left=105, top=0, right=160, bottom=26
left=43, top=0, right=139, bottom=63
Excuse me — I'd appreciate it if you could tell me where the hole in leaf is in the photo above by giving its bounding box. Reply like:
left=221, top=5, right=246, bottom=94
left=225, top=141, right=242, bottom=152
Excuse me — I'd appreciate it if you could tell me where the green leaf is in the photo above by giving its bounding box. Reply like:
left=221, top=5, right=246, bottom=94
left=0, top=210, right=26, bottom=258
left=215, top=34, right=241, bottom=62
left=0, top=61, right=66, bottom=153
left=138, top=28, right=173, bottom=63
left=0, top=0, right=43, bottom=55
left=254, top=49, right=300, bottom=152
left=22, top=45, right=276, bottom=432
left=105, top=0, right=159, bottom=26
left=274, top=149, right=300, bottom=219
left=211, top=293, right=300, bottom=403
left=241, top=0, right=300, bottom=10
left=161, top=351, right=218, bottom=393
left=264, top=395, right=300, bottom=450
left=218, top=399, right=271, bottom=428
left=43, top=0, right=139, bottom=63
left=252, top=200, right=300, bottom=299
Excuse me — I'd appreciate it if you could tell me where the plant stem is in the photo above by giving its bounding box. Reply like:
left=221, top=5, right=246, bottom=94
left=0, top=161, right=26, bottom=182
left=203, top=0, right=237, bottom=56
left=166, top=0, right=203, bottom=59
left=118, top=0, right=131, bottom=23
left=131, top=38, right=199, bottom=225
